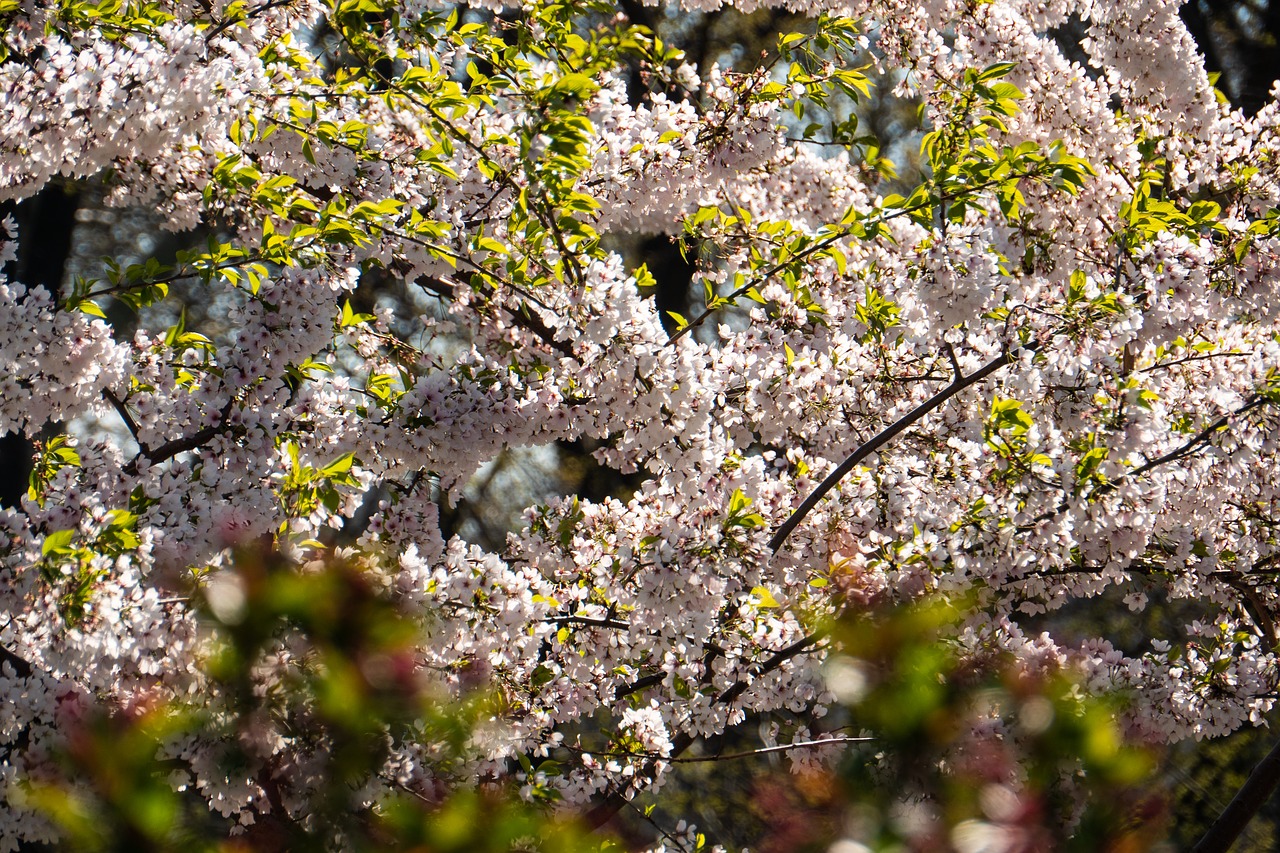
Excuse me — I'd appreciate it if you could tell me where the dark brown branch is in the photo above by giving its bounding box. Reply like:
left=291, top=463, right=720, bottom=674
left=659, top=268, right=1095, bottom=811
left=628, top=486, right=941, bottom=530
left=667, top=170, right=1059, bottom=346
left=1232, top=581, right=1278, bottom=651
left=417, top=275, right=574, bottom=358
left=667, top=735, right=873, bottom=763
left=102, top=388, right=144, bottom=449
left=0, top=644, right=32, bottom=679
left=615, top=671, right=665, bottom=700
left=122, top=399, right=236, bottom=477
left=547, top=614, right=631, bottom=631
left=563, top=734, right=872, bottom=765
left=769, top=343, right=1037, bottom=553
left=1137, top=350, right=1251, bottom=374
left=1193, top=736, right=1280, bottom=853
left=1125, top=395, right=1265, bottom=482
left=123, top=424, right=221, bottom=476
left=1021, top=393, right=1272, bottom=531
left=204, top=0, right=294, bottom=43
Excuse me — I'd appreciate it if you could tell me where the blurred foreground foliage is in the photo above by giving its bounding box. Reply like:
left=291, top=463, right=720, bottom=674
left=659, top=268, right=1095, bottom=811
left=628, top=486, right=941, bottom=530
left=825, top=599, right=1167, bottom=852
left=23, top=545, right=606, bottom=853
left=630, top=598, right=1172, bottom=852
left=24, top=553, right=1172, bottom=851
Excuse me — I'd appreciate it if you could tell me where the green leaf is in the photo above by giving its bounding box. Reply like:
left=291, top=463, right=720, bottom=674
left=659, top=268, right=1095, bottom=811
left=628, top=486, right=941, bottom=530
left=42, top=529, right=76, bottom=557
left=751, top=586, right=781, bottom=609
left=75, top=299, right=107, bottom=319
left=104, top=509, right=136, bottom=530
left=977, top=61, right=1018, bottom=82
left=339, top=300, right=376, bottom=328
left=1076, top=446, right=1108, bottom=482
left=320, top=452, right=355, bottom=478
left=1188, top=199, right=1221, bottom=223
left=550, top=73, right=597, bottom=99
left=989, top=397, right=1033, bottom=434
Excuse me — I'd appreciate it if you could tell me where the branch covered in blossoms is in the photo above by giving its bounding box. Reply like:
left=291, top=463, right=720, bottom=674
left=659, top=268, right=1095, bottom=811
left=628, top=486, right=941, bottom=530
left=769, top=339, right=1039, bottom=552
left=4, top=0, right=1280, bottom=848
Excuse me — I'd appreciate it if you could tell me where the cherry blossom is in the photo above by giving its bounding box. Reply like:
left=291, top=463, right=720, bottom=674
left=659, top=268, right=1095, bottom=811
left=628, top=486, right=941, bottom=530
left=2, top=0, right=1280, bottom=847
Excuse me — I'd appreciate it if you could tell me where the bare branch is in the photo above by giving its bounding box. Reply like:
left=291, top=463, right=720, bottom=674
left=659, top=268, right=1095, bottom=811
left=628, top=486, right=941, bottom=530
left=204, top=0, right=294, bottom=43
left=417, top=275, right=574, bottom=358
left=0, top=644, right=32, bottom=679
left=615, top=671, right=665, bottom=700
left=668, top=735, right=874, bottom=763
left=546, top=614, right=631, bottom=631
left=102, top=387, right=144, bottom=449
left=1124, top=395, right=1266, bottom=482
left=1022, top=393, right=1273, bottom=531
left=1193, top=736, right=1280, bottom=853
left=942, top=341, right=963, bottom=381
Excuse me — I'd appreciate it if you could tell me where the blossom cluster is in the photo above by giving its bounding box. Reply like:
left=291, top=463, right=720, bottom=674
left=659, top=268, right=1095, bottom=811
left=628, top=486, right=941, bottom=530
left=2, top=0, right=1280, bottom=847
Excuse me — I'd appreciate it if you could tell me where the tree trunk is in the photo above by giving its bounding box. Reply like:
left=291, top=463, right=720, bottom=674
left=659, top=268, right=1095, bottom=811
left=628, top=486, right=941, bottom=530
left=0, top=181, right=81, bottom=510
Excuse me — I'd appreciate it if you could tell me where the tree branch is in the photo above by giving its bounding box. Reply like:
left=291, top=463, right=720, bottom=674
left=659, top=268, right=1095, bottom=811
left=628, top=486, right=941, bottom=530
left=563, top=734, right=872, bottom=766
left=1021, top=393, right=1272, bottom=532
left=122, top=399, right=236, bottom=477
left=204, top=0, right=294, bottom=43
left=1193, top=735, right=1280, bottom=853
left=103, top=388, right=144, bottom=449
left=546, top=614, right=631, bottom=631
left=1124, top=395, right=1265, bottom=482
left=615, top=671, right=665, bottom=700
left=416, top=275, right=574, bottom=358
left=769, top=342, right=1036, bottom=552
left=667, top=734, right=873, bottom=763
left=0, top=644, right=32, bottom=679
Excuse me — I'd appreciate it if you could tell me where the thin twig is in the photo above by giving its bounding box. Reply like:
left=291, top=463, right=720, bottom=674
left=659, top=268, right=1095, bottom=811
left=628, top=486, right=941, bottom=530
left=667, top=735, right=874, bottom=763
left=204, top=0, right=294, bottom=43
left=416, top=275, right=574, bottom=358
left=942, top=341, right=963, bottom=379
left=102, top=388, right=145, bottom=451
left=1125, top=396, right=1265, bottom=481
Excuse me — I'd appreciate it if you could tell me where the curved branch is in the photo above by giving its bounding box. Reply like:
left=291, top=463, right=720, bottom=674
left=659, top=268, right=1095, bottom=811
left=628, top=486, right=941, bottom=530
left=204, top=0, right=294, bottom=43
left=672, top=735, right=872, bottom=763
left=1124, top=395, right=1265, bottom=482
left=563, top=734, right=872, bottom=766
left=416, top=275, right=574, bottom=358
left=1022, top=393, right=1272, bottom=532
left=615, top=671, right=665, bottom=700
left=102, top=387, right=142, bottom=446
left=769, top=342, right=1037, bottom=553
left=547, top=614, right=631, bottom=631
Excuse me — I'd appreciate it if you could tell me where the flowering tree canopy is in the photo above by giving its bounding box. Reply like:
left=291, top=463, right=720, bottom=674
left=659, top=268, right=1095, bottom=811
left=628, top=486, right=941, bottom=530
left=3, top=0, right=1280, bottom=847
